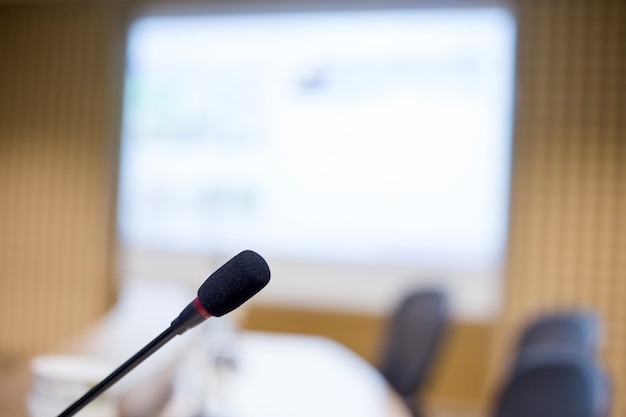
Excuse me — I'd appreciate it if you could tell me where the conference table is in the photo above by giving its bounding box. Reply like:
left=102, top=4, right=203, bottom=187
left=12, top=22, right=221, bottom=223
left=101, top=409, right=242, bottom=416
left=0, top=331, right=411, bottom=417
left=0, top=275, right=412, bottom=417
left=159, top=331, right=413, bottom=417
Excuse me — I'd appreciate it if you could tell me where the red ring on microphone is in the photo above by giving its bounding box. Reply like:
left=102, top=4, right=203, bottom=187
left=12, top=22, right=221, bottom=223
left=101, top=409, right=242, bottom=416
left=193, top=297, right=212, bottom=318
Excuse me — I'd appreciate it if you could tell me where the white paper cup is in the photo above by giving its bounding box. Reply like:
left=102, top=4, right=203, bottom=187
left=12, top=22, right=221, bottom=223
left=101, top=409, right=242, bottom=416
left=28, top=354, right=119, bottom=417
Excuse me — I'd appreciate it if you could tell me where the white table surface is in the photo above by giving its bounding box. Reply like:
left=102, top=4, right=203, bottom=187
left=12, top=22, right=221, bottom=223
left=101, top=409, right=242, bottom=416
left=161, top=331, right=412, bottom=417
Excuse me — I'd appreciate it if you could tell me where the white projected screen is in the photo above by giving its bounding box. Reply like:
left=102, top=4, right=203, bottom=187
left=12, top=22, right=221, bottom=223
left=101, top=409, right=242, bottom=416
left=119, top=8, right=516, bottom=270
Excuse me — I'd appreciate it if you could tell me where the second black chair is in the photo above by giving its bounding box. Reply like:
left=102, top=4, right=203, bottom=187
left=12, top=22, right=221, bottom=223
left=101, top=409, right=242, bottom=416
left=511, top=311, right=600, bottom=373
left=492, top=346, right=609, bottom=417
left=516, top=311, right=599, bottom=355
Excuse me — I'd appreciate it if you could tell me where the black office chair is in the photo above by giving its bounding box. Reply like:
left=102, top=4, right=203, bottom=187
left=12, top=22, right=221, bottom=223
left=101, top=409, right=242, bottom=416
left=378, top=288, right=449, bottom=417
left=492, top=346, right=610, bottom=417
left=516, top=311, right=599, bottom=355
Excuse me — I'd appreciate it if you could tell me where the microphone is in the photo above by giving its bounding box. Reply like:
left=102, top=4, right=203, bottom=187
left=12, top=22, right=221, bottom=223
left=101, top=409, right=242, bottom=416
left=171, top=249, right=271, bottom=334
left=58, top=250, right=270, bottom=417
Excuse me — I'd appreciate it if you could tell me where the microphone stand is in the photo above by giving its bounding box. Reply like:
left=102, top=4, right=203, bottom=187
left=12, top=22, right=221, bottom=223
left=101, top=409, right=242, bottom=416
left=56, top=249, right=270, bottom=417
left=58, top=327, right=176, bottom=417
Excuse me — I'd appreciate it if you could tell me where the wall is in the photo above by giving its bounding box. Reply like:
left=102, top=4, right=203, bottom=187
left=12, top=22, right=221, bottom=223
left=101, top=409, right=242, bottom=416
left=494, top=1, right=625, bottom=416
left=0, top=2, right=127, bottom=356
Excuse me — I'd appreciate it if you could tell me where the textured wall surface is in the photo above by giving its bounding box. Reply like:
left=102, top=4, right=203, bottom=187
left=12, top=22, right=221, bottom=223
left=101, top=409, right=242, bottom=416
left=0, top=2, right=126, bottom=356
left=494, top=1, right=625, bottom=416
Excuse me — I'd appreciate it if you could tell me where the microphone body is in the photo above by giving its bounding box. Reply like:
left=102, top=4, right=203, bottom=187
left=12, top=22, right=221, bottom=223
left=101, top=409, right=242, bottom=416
left=170, top=297, right=212, bottom=335
left=58, top=250, right=270, bottom=417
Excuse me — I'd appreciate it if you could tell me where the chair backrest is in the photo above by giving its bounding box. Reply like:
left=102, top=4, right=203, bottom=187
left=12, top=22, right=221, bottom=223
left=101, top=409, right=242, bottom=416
left=492, top=347, right=609, bottom=417
left=378, top=288, right=448, bottom=400
left=516, top=312, right=599, bottom=356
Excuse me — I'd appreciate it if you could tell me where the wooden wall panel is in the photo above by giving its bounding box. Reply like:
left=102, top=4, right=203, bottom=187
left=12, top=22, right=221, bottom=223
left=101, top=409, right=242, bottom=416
left=494, top=1, right=625, bottom=416
left=0, top=2, right=126, bottom=356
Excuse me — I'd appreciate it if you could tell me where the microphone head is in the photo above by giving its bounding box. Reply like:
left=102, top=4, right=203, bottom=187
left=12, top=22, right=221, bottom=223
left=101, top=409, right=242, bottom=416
left=197, top=250, right=270, bottom=317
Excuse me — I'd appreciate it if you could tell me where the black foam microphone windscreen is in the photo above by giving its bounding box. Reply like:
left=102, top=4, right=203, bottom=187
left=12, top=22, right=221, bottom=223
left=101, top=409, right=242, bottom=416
left=197, top=250, right=271, bottom=317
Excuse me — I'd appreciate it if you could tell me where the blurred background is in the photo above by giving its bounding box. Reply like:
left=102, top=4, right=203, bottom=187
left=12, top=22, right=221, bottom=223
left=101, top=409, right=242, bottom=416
left=0, top=0, right=624, bottom=416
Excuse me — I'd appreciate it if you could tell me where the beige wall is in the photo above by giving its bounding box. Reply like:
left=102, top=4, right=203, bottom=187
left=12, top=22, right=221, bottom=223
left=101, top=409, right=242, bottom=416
left=494, top=1, right=625, bottom=416
left=0, top=2, right=127, bottom=356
